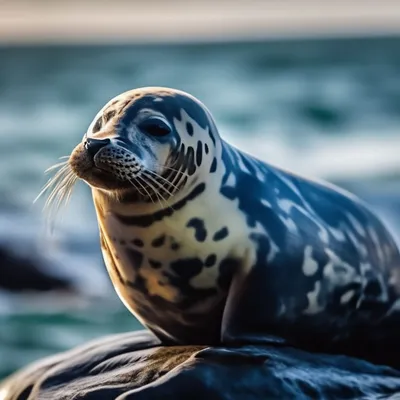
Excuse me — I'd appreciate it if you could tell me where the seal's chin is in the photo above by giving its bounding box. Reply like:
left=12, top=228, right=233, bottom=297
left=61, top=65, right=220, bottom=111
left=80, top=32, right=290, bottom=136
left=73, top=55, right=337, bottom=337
left=68, top=142, right=133, bottom=191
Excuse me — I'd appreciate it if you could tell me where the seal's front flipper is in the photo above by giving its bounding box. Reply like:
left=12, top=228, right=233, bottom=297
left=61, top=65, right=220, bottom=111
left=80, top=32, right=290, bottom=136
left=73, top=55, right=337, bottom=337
left=220, top=258, right=290, bottom=348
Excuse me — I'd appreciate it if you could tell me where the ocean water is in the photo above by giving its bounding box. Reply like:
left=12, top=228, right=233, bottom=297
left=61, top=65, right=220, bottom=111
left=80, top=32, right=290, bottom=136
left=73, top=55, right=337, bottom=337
left=1, top=36, right=400, bottom=379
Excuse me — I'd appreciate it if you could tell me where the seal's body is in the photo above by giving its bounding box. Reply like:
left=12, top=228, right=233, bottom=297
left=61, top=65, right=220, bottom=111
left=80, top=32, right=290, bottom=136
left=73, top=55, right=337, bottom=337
left=68, top=87, right=400, bottom=363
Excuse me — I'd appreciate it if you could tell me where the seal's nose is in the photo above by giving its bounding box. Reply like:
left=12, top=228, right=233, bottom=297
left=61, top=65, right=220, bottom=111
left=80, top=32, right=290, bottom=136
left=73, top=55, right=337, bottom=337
left=84, top=138, right=111, bottom=157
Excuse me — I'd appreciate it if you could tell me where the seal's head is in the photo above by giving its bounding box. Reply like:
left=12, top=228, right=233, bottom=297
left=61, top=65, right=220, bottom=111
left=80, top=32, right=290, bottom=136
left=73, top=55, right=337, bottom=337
left=69, top=87, right=220, bottom=202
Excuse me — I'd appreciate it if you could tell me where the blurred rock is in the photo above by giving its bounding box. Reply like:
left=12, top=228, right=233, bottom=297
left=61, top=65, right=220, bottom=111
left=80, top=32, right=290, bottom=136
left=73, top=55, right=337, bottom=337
left=1, top=330, right=400, bottom=399
left=0, top=245, right=74, bottom=293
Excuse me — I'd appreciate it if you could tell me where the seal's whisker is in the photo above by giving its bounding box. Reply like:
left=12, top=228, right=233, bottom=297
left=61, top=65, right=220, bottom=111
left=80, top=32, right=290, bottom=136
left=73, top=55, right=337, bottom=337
left=51, top=184, right=69, bottom=215
left=134, top=176, right=158, bottom=207
left=139, top=173, right=176, bottom=212
left=141, top=171, right=174, bottom=198
left=144, top=169, right=181, bottom=195
left=57, top=182, right=74, bottom=212
left=123, top=178, right=148, bottom=204
left=126, top=179, right=146, bottom=199
left=34, top=164, right=71, bottom=204
left=164, top=160, right=187, bottom=189
left=171, top=171, right=186, bottom=192
left=141, top=171, right=176, bottom=202
left=140, top=173, right=170, bottom=200
left=134, top=175, right=157, bottom=205
left=45, top=170, right=76, bottom=212
left=170, top=156, right=190, bottom=173
left=137, top=175, right=168, bottom=211
left=140, top=178, right=165, bottom=210
left=153, top=163, right=190, bottom=178
left=153, top=189, right=168, bottom=211
left=43, top=166, right=71, bottom=203
left=44, top=161, right=69, bottom=174
left=35, top=160, right=78, bottom=233
left=56, top=171, right=77, bottom=209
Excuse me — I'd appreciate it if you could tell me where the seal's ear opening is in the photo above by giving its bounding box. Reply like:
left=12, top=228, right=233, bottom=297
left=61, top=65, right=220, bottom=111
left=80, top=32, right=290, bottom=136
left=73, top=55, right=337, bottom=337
left=84, top=138, right=111, bottom=158
left=138, top=117, right=171, bottom=137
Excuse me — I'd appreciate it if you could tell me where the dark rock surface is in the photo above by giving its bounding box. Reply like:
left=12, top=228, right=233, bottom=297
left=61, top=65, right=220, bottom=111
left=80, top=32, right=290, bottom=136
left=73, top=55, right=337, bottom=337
left=0, top=245, right=74, bottom=293
left=1, top=330, right=400, bottom=399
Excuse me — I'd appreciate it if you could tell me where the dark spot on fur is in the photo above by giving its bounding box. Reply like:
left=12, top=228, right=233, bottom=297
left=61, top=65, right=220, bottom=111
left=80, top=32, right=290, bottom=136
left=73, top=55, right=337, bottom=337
left=170, top=258, right=203, bottom=280
left=126, top=248, right=143, bottom=269
left=196, top=140, right=203, bottom=167
left=119, top=240, right=126, bottom=245
left=170, top=238, right=180, bottom=251
left=115, top=183, right=206, bottom=227
left=178, top=143, right=186, bottom=167
left=110, top=255, right=124, bottom=284
left=179, top=176, right=188, bottom=189
left=186, top=122, right=194, bottom=136
left=132, top=238, right=144, bottom=247
left=205, top=254, right=217, bottom=267
left=187, top=218, right=207, bottom=242
left=209, top=157, right=217, bottom=173
left=187, top=146, right=196, bottom=176
left=104, top=109, right=116, bottom=123
left=149, top=259, right=163, bottom=269
left=204, top=143, right=209, bottom=154
left=213, top=227, right=229, bottom=241
left=119, top=100, right=131, bottom=114
left=152, top=235, right=166, bottom=247
left=206, top=120, right=216, bottom=146
left=125, top=274, right=147, bottom=293
left=171, top=244, right=180, bottom=252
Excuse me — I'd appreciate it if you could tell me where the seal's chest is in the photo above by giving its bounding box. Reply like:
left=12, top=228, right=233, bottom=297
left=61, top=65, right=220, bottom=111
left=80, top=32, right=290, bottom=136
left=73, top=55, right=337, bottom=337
left=108, top=229, right=231, bottom=295
left=101, top=208, right=245, bottom=308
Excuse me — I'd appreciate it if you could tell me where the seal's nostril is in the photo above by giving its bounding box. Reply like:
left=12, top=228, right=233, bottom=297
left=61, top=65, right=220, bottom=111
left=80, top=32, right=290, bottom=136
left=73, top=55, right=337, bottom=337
left=84, top=138, right=111, bottom=157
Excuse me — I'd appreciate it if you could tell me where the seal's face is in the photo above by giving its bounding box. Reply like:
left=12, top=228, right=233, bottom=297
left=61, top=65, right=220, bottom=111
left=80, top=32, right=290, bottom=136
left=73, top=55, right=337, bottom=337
left=69, top=87, right=217, bottom=201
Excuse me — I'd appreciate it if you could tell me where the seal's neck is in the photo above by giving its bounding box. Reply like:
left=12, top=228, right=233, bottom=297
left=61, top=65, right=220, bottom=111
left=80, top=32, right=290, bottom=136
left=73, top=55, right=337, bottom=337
left=91, top=187, right=169, bottom=217
left=91, top=168, right=219, bottom=218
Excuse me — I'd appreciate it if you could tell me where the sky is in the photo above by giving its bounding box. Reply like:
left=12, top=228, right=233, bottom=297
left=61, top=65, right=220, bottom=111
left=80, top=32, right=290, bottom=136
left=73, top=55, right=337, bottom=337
left=1, top=0, right=400, bottom=45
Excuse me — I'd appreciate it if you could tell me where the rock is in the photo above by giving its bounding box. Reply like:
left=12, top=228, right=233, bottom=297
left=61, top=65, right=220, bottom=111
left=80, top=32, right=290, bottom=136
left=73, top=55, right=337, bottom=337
left=1, top=330, right=400, bottom=399
left=0, top=245, right=74, bottom=293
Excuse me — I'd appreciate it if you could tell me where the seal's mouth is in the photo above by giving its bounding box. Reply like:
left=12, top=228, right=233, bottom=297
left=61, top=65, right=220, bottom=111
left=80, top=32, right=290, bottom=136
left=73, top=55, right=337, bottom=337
left=68, top=141, right=136, bottom=191
left=88, top=164, right=117, bottom=180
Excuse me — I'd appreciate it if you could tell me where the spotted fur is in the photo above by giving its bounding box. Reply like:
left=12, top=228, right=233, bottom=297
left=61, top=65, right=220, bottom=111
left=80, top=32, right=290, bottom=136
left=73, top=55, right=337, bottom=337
left=69, top=87, right=400, bottom=359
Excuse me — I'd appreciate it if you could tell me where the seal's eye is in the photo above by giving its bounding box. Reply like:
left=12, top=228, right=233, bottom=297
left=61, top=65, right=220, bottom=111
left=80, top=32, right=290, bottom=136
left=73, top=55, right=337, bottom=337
left=138, top=118, right=171, bottom=137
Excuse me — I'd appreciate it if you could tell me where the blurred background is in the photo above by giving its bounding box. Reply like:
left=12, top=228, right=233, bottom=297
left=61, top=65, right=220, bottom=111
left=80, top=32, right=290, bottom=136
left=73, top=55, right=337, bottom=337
left=1, top=0, right=400, bottom=379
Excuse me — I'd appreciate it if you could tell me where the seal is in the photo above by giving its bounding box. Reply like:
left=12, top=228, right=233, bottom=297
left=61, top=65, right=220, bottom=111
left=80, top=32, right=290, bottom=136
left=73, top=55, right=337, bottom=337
left=52, top=87, right=400, bottom=362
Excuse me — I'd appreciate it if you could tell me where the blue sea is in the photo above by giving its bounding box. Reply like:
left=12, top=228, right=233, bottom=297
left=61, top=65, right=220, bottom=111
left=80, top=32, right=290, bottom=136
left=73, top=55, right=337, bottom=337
left=1, top=36, right=400, bottom=379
